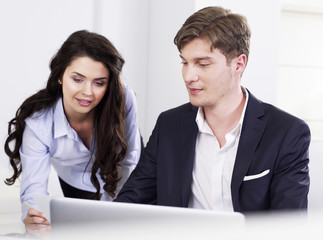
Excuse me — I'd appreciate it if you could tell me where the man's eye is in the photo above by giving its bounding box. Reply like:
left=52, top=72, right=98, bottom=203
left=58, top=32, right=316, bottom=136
left=199, top=63, right=210, bottom=67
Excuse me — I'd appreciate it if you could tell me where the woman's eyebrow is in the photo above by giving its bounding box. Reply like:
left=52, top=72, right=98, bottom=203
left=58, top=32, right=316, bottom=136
left=72, top=71, right=86, bottom=77
left=72, top=71, right=108, bottom=80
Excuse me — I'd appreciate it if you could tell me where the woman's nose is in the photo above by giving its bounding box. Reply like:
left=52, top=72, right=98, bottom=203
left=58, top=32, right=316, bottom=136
left=82, top=82, right=93, bottom=95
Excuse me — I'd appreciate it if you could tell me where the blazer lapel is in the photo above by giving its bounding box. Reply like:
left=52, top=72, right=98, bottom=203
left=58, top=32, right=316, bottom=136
left=231, top=91, right=266, bottom=211
left=179, top=104, right=198, bottom=207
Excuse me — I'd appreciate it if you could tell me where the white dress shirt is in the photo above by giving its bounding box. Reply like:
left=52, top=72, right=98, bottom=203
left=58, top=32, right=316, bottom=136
left=20, top=82, right=141, bottom=219
left=188, top=88, right=248, bottom=211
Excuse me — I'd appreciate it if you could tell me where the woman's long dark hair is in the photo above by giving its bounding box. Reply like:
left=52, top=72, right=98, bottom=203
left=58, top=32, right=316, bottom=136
left=4, top=30, right=127, bottom=199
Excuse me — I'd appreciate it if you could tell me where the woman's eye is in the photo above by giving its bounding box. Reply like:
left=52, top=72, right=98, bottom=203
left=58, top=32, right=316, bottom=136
left=94, top=81, right=105, bottom=87
left=73, top=78, right=82, bottom=83
left=181, top=61, right=188, bottom=65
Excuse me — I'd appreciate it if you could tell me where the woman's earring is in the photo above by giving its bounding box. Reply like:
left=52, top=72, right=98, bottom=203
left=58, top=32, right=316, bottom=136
left=58, top=80, right=62, bottom=84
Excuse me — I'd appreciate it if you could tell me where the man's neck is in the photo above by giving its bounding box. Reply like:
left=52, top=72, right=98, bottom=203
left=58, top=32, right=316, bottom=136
left=203, top=87, right=246, bottom=147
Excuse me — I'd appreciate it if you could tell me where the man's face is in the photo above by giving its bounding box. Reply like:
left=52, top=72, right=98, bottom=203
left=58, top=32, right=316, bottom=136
left=180, top=38, right=243, bottom=110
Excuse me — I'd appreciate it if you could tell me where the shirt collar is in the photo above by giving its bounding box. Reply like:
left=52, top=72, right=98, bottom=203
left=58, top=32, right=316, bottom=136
left=53, top=97, right=70, bottom=139
left=239, top=86, right=249, bottom=129
left=195, top=86, right=249, bottom=136
left=196, top=107, right=212, bottom=134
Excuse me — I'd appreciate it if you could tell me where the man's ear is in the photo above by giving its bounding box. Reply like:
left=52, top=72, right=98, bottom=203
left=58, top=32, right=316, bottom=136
left=234, top=54, right=247, bottom=73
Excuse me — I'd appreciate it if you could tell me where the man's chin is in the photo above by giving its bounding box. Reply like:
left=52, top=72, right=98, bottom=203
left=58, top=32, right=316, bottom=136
left=189, top=99, right=203, bottom=107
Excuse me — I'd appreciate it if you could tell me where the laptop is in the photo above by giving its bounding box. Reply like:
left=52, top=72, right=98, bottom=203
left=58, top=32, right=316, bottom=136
left=50, top=197, right=245, bottom=227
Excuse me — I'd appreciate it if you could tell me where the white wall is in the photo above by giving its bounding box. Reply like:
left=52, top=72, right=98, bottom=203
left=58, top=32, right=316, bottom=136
left=0, top=0, right=322, bottom=212
left=93, top=0, right=150, bottom=139
left=144, top=0, right=195, bottom=141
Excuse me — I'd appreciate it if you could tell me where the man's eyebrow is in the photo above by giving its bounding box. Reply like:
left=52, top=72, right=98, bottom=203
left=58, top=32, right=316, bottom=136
left=195, top=57, right=212, bottom=61
left=179, top=55, right=212, bottom=61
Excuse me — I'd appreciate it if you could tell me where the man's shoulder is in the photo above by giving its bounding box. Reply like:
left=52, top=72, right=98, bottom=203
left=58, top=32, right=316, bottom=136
left=262, top=101, right=304, bottom=123
left=160, top=102, right=197, bottom=118
left=248, top=92, right=308, bottom=130
left=151, top=103, right=198, bottom=140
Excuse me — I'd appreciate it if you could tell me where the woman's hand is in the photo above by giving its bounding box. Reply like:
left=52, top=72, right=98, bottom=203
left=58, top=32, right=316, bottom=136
left=24, top=207, right=50, bottom=230
left=24, top=208, right=51, bottom=238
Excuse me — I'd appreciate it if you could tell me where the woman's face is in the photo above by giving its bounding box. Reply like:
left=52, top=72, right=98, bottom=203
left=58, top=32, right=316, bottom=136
left=60, top=56, right=109, bottom=120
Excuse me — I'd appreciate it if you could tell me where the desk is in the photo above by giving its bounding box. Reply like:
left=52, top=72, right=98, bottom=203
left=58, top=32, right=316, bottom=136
left=1, top=200, right=323, bottom=240
left=0, top=198, right=25, bottom=239
left=0, top=213, right=25, bottom=238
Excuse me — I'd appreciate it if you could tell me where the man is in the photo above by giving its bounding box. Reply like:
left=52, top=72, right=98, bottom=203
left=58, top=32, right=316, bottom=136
left=115, top=6, right=310, bottom=212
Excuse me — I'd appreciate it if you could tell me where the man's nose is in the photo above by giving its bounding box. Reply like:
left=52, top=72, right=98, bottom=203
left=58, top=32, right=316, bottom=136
left=183, top=66, right=198, bottom=83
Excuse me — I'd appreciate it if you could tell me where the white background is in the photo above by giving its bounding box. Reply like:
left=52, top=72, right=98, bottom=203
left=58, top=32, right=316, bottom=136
left=0, top=0, right=322, bottom=214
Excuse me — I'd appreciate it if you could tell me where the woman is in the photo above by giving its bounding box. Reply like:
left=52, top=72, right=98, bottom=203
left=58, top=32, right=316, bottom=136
left=4, top=30, right=141, bottom=226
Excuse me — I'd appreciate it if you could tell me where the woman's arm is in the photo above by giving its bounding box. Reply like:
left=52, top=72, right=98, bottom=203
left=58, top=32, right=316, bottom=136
left=20, top=123, right=52, bottom=223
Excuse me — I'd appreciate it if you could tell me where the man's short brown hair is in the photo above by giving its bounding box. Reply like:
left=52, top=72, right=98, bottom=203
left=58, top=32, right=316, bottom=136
left=174, top=6, right=251, bottom=64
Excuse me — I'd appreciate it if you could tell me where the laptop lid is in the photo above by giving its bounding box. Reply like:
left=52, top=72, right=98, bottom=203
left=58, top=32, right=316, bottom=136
left=50, top=197, right=244, bottom=226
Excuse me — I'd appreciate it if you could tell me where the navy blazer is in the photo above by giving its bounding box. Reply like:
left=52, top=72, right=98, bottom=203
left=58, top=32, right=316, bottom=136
left=116, top=91, right=310, bottom=212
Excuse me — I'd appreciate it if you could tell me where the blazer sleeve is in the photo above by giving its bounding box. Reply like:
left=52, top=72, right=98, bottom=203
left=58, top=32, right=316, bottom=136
left=114, top=113, right=162, bottom=204
left=115, top=83, right=142, bottom=195
left=269, top=118, right=310, bottom=210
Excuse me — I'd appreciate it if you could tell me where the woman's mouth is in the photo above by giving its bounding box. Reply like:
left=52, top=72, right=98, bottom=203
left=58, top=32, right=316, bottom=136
left=77, top=98, right=92, bottom=107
